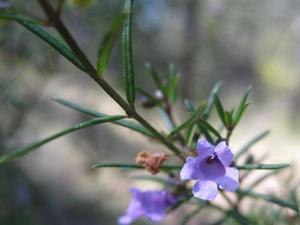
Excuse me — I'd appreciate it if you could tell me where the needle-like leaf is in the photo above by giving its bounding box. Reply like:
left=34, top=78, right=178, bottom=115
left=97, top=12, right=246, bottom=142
left=237, top=189, right=298, bottom=212
left=214, top=95, right=227, bottom=126
left=203, top=81, right=222, bottom=120
left=236, top=163, right=289, bottom=170
left=53, top=97, right=153, bottom=136
left=235, top=130, right=270, bottom=160
left=0, top=11, right=86, bottom=72
left=233, top=87, right=251, bottom=128
left=169, top=103, right=206, bottom=137
left=92, top=163, right=181, bottom=171
left=0, top=115, right=126, bottom=166
left=145, top=63, right=166, bottom=96
left=97, top=13, right=125, bottom=76
left=122, top=0, right=135, bottom=105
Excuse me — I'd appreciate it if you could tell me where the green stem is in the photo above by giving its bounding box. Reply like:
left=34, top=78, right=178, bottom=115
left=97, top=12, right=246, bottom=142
left=165, top=100, right=185, bottom=146
left=225, top=127, right=233, bottom=144
left=37, top=0, right=95, bottom=74
left=37, top=0, right=185, bottom=160
left=133, top=113, right=184, bottom=159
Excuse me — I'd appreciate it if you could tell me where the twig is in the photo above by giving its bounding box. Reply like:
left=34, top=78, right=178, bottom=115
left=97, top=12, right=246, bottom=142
left=37, top=0, right=185, bottom=160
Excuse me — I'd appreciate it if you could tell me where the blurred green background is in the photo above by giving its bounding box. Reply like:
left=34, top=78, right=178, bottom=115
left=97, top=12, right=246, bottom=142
left=1, top=0, right=300, bottom=224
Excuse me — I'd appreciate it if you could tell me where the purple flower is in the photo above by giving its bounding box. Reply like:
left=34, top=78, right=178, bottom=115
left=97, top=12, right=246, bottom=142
left=180, top=139, right=239, bottom=201
left=119, top=188, right=177, bottom=224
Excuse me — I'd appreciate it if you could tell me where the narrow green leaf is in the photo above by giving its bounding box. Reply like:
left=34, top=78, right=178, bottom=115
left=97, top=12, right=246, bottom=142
left=203, top=81, right=222, bottom=120
left=235, top=130, right=270, bottom=160
left=214, top=95, right=227, bottom=126
left=183, top=99, right=219, bottom=144
left=92, top=163, right=143, bottom=169
left=227, top=209, right=252, bottom=225
left=238, top=153, right=270, bottom=182
left=236, top=163, right=289, bottom=170
left=234, top=103, right=249, bottom=128
left=270, top=208, right=284, bottom=224
left=181, top=207, right=202, bottom=225
left=238, top=87, right=251, bottom=109
left=198, top=118, right=222, bottom=138
left=20, top=23, right=87, bottom=72
left=53, top=97, right=153, bottom=136
left=122, top=0, right=135, bottom=105
left=0, top=11, right=42, bottom=24
left=97, top=13, right=125, bottom=76
left=185, top=125, right=197, bottom=147
left=201, top=128, right=214, bottom=144
left=183, top=100, right=202, bottom=145
left=166, top=64, right=180, bottom=103
left=289, top=183, right=300, bottom=205
left=183, top=99, right=196, bottom=144
left=233, top=87, right=251, bottom=127
left=168, top=74, right=180, bottom=104
left=92, top=163, right=181, bottom=171
left=237, top=189, right=299, bottom=212
left=145, top=63, right=166, bottom=95
left=0, top=115, right=125, bottom=166
left=170, top=103, right=206, bottom=137
left=184, top=99, right=196, bottom=113
left=158, top=108, right=175, bottom=131
left=136, top=87, right=163, bottom=108
left=0, top=12, right=86, bottom=72
left=225, top=110, right=233, bottom=126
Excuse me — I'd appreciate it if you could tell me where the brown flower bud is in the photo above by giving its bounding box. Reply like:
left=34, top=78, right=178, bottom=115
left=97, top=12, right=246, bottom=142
left=135, top=151, right=168, bottom=175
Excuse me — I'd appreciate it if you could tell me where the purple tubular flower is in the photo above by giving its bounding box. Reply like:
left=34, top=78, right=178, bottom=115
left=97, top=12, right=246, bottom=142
left=118, top=188, right=177, bottom=224
left=180, top=139, right=239, bottom=201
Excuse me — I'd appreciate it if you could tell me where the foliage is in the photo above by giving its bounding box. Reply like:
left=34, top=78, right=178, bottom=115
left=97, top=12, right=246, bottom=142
left=0, top=1, right=299, bottom=225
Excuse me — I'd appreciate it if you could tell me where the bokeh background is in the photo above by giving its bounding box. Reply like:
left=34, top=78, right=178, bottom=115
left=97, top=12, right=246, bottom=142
left=1, top=0, right=300, bottom=224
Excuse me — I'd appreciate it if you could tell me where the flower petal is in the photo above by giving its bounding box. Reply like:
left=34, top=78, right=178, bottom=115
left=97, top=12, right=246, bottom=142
left=199, top=158, right=225, bottom=181
left=218, top=167, right=239, bottom=192
left=129, top=188, right=141, bottom=197
left=147, top=213, right=164, bottom=222
left=140, top=191, right=174, bottom=222
left=180, top=156, right=203, bottom=180
left=215, top=141, right=233, bottom=167
left=192, top=180, right=218, bottom=201
left=118, top=213, right=142, bottom=225
left=196, top=139, right=215, bottom=159
left=118, top=189, right=144, bottom=224
left=118, top=200, right=143, bottom=224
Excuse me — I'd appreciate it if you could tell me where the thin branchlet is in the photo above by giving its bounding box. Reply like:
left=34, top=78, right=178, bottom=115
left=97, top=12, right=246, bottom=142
left=36, top=0, right=185, bottom=160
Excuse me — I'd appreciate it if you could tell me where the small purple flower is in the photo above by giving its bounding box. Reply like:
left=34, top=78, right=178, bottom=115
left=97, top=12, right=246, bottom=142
left=180, top=139, right=239, bottom=201
left=119, top=188, right=177, bottom=224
